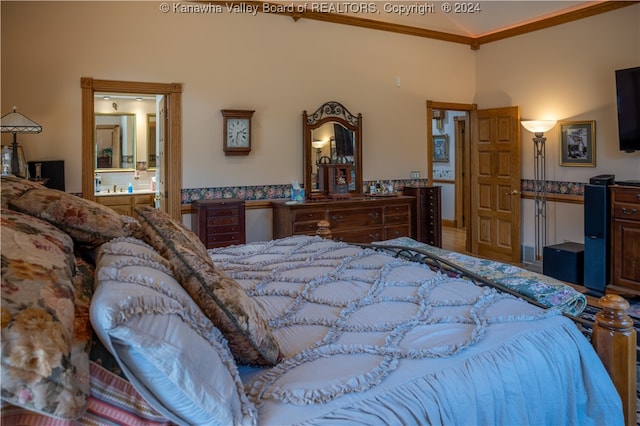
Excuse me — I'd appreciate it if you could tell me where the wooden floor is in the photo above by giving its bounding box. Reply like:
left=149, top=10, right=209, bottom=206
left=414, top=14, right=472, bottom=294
left=441, top=226, right=467, bottom=253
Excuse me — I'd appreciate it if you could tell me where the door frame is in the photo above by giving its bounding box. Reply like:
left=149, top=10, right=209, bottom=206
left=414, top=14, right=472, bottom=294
left=426, top=100, right=476, bottom=251
left=81, top=78, right=183, bottom=220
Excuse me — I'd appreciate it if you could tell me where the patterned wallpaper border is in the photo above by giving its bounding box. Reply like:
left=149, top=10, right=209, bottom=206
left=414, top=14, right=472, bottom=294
left=181, top=179, right=587, bottom=204
left=520, top=179, right=585, bottom=196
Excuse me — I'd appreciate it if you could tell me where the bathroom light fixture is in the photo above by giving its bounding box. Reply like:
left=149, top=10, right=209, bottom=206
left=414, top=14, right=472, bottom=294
left=521, top=119, right=557, bottom=263
left=1, top=107, right=42, bottom=178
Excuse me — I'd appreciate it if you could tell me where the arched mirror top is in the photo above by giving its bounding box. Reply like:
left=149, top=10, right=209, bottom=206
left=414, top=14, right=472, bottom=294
left=303, top=101, right=362, bottom=199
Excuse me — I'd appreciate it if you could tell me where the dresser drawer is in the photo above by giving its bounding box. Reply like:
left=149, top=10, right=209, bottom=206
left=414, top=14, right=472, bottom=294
left=205, top=206, right=240, bottom=217
left=385, top=212, right=408, bottom=225
left=207, top=215, right=240, bottom=227
left=612, top=188, right=640, bottom=204
left=333, top=227, right=384, bottom=243
left=386, top=204, right=409, bottom=215
left=385, top=225, right=410, bottom=239
left=206, top=223, right=241, bottom=234
left=294, top=221, right=324, bottom=234
left=612, top=203, right=640, bottom=220
left=206, top=232, right=242, bottom=246
left=294, top=210, right=325, bottom=223
left=328, top=207, right=383, bottom=230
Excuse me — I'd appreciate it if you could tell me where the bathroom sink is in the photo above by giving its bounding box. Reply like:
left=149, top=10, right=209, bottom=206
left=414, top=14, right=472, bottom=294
left=95, top=189, right=155, bottom=196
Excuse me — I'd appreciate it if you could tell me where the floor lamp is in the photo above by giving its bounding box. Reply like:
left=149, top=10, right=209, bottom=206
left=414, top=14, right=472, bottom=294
left=1, top=107, right=42, bottom=178
left=521, top=120, right=556, bottom=263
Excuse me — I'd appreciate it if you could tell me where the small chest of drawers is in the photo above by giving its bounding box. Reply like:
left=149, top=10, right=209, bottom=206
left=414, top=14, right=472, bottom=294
left=192, top=199, right=246, bottom=249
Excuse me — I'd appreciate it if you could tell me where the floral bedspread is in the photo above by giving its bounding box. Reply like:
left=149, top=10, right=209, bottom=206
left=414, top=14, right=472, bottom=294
left=376, top=237, right=587, bottom=316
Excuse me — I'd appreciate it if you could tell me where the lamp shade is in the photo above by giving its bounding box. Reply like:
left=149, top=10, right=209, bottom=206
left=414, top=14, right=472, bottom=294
left=312, top=140, right=327, bottom=149
left=1, top=107, right=42, bottom=134
left=521, top=120, right=556, bottom=134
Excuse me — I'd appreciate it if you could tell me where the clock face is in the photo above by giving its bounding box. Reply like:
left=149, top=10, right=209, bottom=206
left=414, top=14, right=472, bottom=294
left=227, top=118, right=249, bottom=147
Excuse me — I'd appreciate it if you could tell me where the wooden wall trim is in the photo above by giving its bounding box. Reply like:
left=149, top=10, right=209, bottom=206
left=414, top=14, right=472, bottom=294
left=521, top=190, right=584, bottom=205
left=182, top=199, right=273, bottom=215
left=475, top=2, right=635, bottom=46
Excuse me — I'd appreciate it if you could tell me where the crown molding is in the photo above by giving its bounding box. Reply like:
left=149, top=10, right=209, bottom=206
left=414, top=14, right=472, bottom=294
left=202, top=1, right=636, bottom=50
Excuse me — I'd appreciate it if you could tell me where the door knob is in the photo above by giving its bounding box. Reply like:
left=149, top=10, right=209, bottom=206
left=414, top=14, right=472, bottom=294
left=506, top=190, right=521, bottom=196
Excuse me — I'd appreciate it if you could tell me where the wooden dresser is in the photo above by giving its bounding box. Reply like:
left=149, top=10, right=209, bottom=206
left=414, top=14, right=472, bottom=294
left=402, top=185, right=442, bottom=247
left=609, top=185, right=640, bottom=296
left=192, top=199, right=246, bottom=249
left=271, top=196, right=413, bottom=243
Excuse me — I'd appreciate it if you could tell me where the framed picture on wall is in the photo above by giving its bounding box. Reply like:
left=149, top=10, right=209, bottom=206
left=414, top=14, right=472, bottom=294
left=433, top=134, right=449, bottom=162
left=559, top=120, right=596, bottom=167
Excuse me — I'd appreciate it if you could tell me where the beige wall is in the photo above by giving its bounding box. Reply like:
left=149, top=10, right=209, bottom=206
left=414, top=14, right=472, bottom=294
left=2, top=1, right=639, bottom=247
left=0, top=1, right=475, bottom=193
left=475, top=5, right=640, bottom=247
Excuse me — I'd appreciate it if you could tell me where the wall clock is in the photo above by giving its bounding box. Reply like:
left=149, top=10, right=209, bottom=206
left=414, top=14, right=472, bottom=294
left=221, top=109, right=254, bottom=155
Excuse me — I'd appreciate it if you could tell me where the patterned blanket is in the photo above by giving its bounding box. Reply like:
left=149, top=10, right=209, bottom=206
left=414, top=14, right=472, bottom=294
left=375, top=237, right=587, bottom=316
left=1, top=361, right=171, bottom=425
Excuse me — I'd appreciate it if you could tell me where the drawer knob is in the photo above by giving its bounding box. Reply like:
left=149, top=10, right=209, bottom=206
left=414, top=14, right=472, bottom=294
left=369, top=212, right=379, bottom=218
left=622, top=207, right=638, bottom=215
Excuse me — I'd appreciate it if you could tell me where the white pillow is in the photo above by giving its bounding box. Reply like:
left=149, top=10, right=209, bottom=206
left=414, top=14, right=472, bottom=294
left=90, top=238, right=257, bottom=426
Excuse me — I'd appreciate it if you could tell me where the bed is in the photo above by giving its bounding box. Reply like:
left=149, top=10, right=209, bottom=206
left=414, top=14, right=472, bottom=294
left=209, top=235, right=626, bottom=425
left=0, top=179, right=634, bottom=425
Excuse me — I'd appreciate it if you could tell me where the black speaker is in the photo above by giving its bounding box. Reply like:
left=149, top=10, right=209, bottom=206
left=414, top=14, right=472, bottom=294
left=543, top=242, right=584, bottom=284
left=28, top=160, right=65, bottom=191
left=583, top=177, right=613, bottom=293
left=584, top=184, right=608, bottom=238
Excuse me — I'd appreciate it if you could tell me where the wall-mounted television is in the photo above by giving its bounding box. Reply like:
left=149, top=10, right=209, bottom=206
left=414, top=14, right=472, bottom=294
left=615, top=66, right=640, bottom=152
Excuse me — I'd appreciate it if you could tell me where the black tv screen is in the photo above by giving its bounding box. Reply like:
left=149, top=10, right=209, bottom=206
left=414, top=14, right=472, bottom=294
left=615, top=66, right=640, bottom=152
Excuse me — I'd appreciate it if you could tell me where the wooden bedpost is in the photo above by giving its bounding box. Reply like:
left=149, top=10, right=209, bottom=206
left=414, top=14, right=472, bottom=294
left=591, top=294, right=637, bottom=426
left=316, top=220, right=332, bottom=239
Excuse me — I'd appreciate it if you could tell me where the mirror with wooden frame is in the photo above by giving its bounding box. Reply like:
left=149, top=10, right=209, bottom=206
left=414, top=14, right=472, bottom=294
left=303, top=101, right=362, bottom=199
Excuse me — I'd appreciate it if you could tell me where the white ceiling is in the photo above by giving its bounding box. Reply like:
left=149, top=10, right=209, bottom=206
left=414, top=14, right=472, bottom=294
left=366, top=1, right=592, bottom=37
left=270, top=0, right=601, bottom=37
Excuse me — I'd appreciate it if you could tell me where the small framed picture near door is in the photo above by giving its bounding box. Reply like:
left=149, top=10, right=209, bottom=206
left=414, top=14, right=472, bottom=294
left=433, top=134, right=449, bottom=162
left=559, top=120, right=595, bottom=167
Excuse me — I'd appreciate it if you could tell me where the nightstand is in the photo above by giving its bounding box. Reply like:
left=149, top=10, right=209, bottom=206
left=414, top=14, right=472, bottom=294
left=192, top=199, right=246, bottom=248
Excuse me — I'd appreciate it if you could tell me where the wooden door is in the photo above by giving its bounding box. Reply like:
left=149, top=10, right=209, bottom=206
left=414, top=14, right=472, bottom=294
left=470, top=106, right=521, bottom=263
left=156, top=95, right=166, bottom=211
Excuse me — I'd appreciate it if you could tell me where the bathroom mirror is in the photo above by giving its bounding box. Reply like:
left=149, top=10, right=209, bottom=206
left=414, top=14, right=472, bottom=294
left=303, top=101, right=362, bottom=198
left=94, top=113, right=136, bottom=169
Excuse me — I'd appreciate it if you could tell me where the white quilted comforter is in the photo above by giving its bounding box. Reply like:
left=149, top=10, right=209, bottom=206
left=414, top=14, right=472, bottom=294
left=209, top=236, right=622, bottom=426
